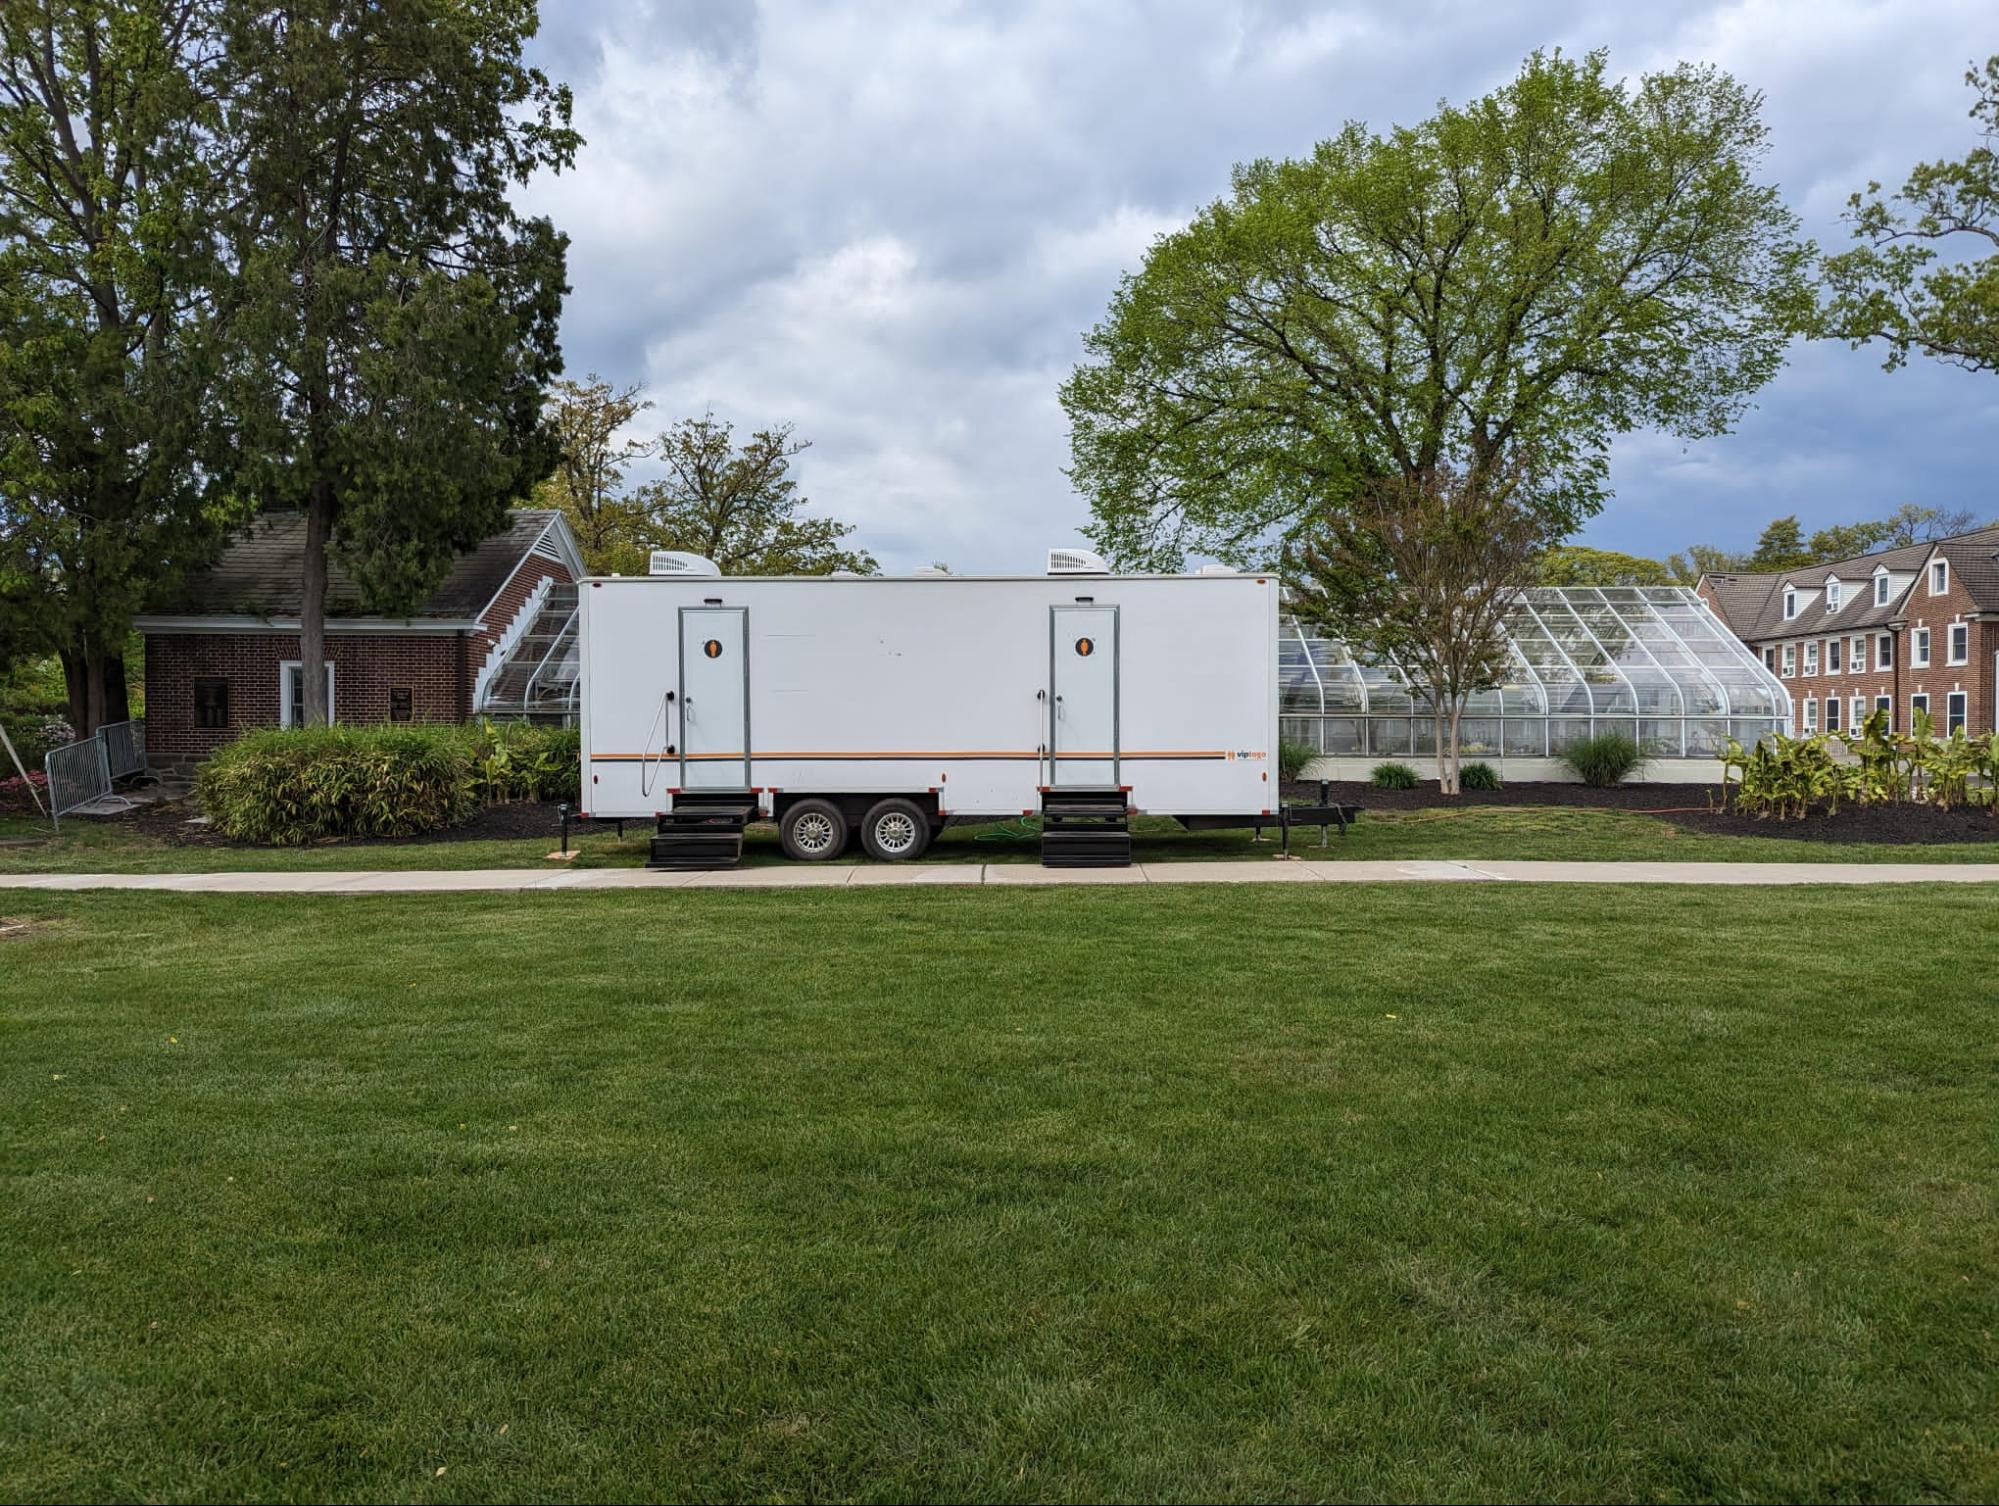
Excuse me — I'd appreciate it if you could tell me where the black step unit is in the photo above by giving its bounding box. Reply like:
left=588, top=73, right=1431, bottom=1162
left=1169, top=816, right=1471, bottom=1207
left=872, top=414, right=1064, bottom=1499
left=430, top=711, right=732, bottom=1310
left=648, top=790, right=756, bottom=871
left=1040, top=786, right=1132, bottom=868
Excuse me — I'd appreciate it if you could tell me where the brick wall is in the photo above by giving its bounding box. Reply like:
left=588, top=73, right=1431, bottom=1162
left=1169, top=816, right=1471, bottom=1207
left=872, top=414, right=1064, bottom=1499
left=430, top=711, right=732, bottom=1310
left=1706, top=571, right=1997, bottom=738
left=468, top=556, right=571, bottom=689
left=144, top=631, right=470, bottom=763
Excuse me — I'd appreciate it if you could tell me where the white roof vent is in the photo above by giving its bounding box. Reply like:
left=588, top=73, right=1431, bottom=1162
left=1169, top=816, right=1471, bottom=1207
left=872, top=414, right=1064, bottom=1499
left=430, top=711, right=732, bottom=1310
left=1048, top=547, right=1110, bottom=576
left=829, top=568, right=862, bottom=578
left=1196, top=563, right=1237, bottom=576
left=648, top=550, right=721, bottom=578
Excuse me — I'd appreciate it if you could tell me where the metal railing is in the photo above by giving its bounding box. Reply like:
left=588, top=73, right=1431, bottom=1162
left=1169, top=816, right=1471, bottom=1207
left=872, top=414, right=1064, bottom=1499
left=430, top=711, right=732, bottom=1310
left=101, top=718, right=146, bottom=779
left=42, top=718, right=145, bottom=831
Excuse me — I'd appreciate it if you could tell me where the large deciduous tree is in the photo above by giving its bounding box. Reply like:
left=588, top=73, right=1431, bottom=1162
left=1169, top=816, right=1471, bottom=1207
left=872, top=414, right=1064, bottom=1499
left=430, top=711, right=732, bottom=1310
left=634, top=414, right=875, bottom=576
left=1537, top=545, right=1676, bottom=587
left=534, top=374, right=654, bottom=571
left=1287, top=460, right=1557, bottom=794
left=1062, top=49, right=1814, bottom=570
left=1821, top=56, right=1999, bottom=375
left=0, top=0, right=240, bottom=734
left=222, top=0, right=577, bottom=726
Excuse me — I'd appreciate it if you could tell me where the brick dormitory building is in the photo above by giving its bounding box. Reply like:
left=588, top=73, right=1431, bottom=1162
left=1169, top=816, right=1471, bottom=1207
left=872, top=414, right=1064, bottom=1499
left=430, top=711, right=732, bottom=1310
left=1697, top=524, right=1999, bottom=741
left=137, top=508, right=583, bottom=767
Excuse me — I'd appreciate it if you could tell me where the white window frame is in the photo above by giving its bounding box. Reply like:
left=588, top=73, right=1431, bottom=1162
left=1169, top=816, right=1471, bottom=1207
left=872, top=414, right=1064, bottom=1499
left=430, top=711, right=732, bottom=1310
left=1826, top=637, right=1842, bottom=673
left=1930, top=559, right=1949, bottom=596
left=1873, top=568, right=1891, bottom=607
left=1947, top=622, right=1968, bottom=666
left=1849, top=635, right=1866, bottom=674
left=279, top=660, right=337, bottom=729
left=1945, top=691, right=1967, bottom=735
left=1911, top=692, right=1930, bottom=726
left=1781, top=643, right=1796, bottom=677
left=1803, top=641, right=1819, bottom=677
left=1873, top=694, right=1892, bottom=731
left=1782, top=585, right=1798, bottom=620
left=1803, top=697, right=1819, bottom=733
left=1912, top=628, right=1930, bottom=669
left=1824, top=693, right=1842, bottom=733
left=1825, top=579, right=1841, bottom=612
left=1876, top=633, right=1892, bottom=671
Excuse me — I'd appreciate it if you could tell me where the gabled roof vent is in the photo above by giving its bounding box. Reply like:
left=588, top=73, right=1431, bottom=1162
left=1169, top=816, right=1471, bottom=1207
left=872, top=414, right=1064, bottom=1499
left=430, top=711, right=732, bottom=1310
left=649, top=550, right=721, bottom=578
left=1048, top=547, right=1110, bottom=576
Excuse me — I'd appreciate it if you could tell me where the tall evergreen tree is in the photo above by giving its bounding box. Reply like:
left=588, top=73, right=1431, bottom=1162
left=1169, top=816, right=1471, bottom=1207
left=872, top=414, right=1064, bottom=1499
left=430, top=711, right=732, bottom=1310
left=221, top=0, right=577, bottom=725
left=0, top=0, right=240, bottom=733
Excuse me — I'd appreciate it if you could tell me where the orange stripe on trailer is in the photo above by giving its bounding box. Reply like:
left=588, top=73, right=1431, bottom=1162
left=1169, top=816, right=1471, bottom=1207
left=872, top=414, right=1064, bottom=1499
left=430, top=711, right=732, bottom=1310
left=589, top=749, right=1233, bottom=762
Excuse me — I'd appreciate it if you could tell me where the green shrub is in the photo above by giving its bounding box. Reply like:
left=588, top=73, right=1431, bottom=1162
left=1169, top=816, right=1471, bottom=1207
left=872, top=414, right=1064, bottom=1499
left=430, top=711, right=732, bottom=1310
left=1560, top=732, right=1644, bottom=788
left=460, top=718, right=581, bottom=804
left=1277, top=738, right=1319, bottom=782
left=196, top=725, right=475, bottom=844
left=1370, top=761, right=1419, bottom=790
left=1459, top=760, right=1501, bottom=791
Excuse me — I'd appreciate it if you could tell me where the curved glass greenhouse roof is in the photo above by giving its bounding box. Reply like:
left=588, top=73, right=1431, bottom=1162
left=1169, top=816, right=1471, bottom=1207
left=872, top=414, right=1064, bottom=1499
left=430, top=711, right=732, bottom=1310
left=1281, top=586, right=1792, bottom=760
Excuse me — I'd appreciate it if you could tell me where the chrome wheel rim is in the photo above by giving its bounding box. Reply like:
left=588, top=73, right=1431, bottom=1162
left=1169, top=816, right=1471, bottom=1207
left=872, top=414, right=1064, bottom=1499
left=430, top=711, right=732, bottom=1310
left=874, top=811, right=920, bottom=856
left=793, top=811, right=837, bottom=855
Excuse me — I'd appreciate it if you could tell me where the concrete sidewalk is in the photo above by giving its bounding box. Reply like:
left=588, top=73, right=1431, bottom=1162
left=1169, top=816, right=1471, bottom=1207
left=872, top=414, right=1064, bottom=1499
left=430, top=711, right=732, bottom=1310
left=6, top=859, right=1999, bottom=893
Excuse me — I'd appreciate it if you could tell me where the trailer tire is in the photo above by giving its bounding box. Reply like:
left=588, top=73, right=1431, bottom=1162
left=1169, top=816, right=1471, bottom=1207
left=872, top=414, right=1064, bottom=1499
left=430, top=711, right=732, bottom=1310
left=860, top=797, right=932, bottom=861
left=780, top=799, right=849, bottom=862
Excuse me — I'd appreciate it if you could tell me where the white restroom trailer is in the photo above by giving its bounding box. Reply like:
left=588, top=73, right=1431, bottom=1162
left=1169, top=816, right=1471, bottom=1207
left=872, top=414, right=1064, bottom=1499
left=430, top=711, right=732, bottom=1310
left=575, top=560, right=1282, bottom=865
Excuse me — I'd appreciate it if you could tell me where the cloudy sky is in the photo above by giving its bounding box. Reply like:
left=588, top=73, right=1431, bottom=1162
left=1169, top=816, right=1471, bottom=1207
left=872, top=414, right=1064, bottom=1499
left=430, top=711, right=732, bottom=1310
left=522, top=0, right=1996, bottom=573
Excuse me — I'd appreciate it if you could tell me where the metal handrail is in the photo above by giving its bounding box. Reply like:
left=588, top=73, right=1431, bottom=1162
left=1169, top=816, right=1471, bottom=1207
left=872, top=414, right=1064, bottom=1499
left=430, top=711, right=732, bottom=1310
left=638, top=690, right=672, bottom=799
left=520, top=605, right=579, bottom=712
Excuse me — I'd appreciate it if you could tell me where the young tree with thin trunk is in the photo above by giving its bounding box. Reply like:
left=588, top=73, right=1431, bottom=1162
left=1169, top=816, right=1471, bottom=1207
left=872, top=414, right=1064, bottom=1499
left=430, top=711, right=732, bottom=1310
left=1286, top=460, right=1557, bottom=795
left=222, top=0, right=578, bottom=726
left=0, top=0, right=241, bottom=735
left=534, top=374, right=654, bottom=571
left=634, top=414, right=876, bottom=576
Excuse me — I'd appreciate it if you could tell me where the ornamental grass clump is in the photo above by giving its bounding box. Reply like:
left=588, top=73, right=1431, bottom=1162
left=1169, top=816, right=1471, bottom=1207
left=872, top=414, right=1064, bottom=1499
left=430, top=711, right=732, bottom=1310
left=1560, top=732, right=1644, bottom=788
left=195, top=725, right=475, bottom=844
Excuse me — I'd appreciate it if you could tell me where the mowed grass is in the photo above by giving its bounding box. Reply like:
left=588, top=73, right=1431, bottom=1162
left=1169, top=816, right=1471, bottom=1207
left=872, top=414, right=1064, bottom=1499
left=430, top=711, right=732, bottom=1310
left=6, top=802, right=1999, bottom=873
left=2, top=886, right=1995, bottom=1502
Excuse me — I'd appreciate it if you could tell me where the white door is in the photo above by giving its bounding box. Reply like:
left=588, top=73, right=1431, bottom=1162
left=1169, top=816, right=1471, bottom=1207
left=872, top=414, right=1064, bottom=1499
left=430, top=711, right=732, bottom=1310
left=1050, top=604, right=1118, bottom=787
left=679, top=607, right=749, bottom=789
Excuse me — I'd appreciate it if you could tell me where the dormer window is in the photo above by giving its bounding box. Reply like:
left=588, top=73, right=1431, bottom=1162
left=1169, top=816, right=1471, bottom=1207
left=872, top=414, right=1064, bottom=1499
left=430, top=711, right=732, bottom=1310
left=1825, top=579, right=1841, bottom=612
left=1930, top=559, right=1949, bottom=595
left=1873, top=567, right=1891, bottom=607
left=1782, top=585, right=1798, bottom=619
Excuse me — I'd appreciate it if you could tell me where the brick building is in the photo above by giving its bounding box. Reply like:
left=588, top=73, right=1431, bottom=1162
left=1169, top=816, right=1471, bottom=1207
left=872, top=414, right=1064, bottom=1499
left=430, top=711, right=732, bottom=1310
left=138, top=509, right=582, bottom=766
left=1697, top=525, right=1999, bottom=741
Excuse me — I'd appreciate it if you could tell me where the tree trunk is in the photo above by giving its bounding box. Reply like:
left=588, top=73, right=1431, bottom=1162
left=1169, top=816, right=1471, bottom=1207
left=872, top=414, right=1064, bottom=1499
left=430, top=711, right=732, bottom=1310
left=1445, top=700, right=1464, bottom=796
left=1433, top=703, right=1451, bottom=794
left=300, top=479, right=332, bottom=727
left=57, top=637, right=131, bottom=740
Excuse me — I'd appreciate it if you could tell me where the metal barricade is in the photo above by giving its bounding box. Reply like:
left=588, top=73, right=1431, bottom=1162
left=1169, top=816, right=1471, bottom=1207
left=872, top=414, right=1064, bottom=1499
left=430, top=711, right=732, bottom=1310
left=101, top=718, right=146, bottom=780
left=44, top=735, right=112, bottom=832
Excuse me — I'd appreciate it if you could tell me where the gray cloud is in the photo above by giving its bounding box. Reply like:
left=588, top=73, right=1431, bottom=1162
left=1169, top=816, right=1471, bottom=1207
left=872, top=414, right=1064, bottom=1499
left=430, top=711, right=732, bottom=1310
left=523, top=0, right=1997, bottom=571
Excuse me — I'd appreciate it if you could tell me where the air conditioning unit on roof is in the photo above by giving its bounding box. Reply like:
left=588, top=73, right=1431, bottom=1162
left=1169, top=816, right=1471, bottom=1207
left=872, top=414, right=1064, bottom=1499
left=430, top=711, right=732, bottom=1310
left=1047, top=547, right=1110, bottom=576
left=649, top=550, right=721, bottom=578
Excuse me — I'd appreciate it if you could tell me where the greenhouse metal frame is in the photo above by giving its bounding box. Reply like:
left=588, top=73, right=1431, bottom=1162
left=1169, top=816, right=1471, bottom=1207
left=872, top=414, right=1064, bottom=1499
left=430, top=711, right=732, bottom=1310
left=1280, top=586, right=1791, bottom=761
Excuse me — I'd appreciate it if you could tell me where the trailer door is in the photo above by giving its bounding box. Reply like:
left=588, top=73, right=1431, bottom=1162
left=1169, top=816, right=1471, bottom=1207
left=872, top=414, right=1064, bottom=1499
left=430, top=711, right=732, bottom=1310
left=1050, top=604, right=1119, bottom=787
left=679, top=606, right=750, bottom=789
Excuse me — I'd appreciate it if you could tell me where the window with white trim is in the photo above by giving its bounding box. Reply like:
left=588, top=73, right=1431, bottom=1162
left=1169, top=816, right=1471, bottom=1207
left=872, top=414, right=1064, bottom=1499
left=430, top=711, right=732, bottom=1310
left=1803, top=697, right=1818, bottom=732
left=1781, top=643, right=1796, bottom=676
left=1824, top=694, right=1842, bottom=733
left=1876, top=633, right=1892, bottom=670
left=1850, top=695, right=1865, bottom=732
left=1825, top=579, right=1842, bottom=612
left=1947, top=622, right=1968, bottom=665
left=1873, top=694, right=1892, bottom=730
left=1912, top=628, right=1930, bottom=668
left=1803, top=641, right=1819, bottom=676
left=280, top=661, right=336, bottom=729
left=1850, top=635, right=1866, bottom=673
left=1763, top=647, right=1775, bottom=672
left=1911, top=692, right=1930, bottom=726
left=1946, top=690, right=1968, bottom=734
left=1782, top=586, right=1798, bottom=619
left=1826, top=637, right=1842, bottom=673
left=1930, top=559, right=1949, bottom=595
left=1873, top=569, right=1891, bottom=606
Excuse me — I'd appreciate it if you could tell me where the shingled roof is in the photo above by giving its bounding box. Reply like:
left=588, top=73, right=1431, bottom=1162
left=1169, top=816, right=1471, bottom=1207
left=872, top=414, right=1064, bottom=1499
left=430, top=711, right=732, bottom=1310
left=146, top=509, right=568, bottom=621
left=1700, top=524, right=1999, bottom=641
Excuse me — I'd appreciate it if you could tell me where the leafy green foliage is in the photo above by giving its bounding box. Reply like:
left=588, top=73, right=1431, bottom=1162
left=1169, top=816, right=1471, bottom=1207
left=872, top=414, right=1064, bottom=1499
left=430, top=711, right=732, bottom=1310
left=1459, top=761, right=1502, bottom=791
left=195, top=725, right=476, bottom=844
left=1277, top=738, right=1319, bottom=782
left=1821, top=55, right=1999, bottom=375
left=1371, top=761, right=1419, bottom=790
left=1062, top=49, right=1812, bottom=569
left=1561, top=733, right=1645, bottom=788
left=461, top=719, right=580, bottom=805
left=1728, top=709, right=1999, bottom=820
left=1537, top=547, right=1677, bottom=586
left=533, top=375, right=657, bottom=572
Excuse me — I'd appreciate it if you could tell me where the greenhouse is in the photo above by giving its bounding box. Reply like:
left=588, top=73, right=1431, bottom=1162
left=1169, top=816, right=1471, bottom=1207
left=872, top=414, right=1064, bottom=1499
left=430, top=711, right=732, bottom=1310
left=1280, top=586, right=1791, bottom=762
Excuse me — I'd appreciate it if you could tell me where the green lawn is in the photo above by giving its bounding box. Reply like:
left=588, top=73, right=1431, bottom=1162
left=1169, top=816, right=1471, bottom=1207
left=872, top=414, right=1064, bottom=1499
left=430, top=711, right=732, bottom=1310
left=2, top=886, right=1994, bottom=1502
left=5, top=802, right=1999, bottom=873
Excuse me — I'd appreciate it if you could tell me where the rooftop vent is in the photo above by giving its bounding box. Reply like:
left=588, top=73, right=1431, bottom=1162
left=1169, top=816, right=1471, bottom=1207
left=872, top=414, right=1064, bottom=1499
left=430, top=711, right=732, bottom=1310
left=1047, top=547, right=1110, bottom=576
left=911, top=565, right=951, bottom=578
left=648, top=550, right=721, bottom=578
left=1195, top=563, right=1237, bottom=576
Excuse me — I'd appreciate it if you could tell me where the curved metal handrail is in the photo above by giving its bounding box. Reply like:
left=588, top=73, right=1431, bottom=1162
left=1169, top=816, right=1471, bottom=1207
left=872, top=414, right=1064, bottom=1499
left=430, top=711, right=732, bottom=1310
left=638, top=690, right=672, bottom=798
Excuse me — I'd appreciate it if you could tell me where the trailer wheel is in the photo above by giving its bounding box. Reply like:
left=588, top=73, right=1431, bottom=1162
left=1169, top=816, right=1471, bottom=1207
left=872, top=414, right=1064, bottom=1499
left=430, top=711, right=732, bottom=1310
left=860, top=798, right=932, bottom=861
left=780, top=799, right=848, bottom=861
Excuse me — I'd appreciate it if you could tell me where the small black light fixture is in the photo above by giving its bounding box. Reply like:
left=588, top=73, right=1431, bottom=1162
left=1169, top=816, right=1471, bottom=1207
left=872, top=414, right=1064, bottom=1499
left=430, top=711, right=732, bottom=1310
left=703, top=596, right=723, bottom=606
left=1074, top=595, right=1094, bottom=603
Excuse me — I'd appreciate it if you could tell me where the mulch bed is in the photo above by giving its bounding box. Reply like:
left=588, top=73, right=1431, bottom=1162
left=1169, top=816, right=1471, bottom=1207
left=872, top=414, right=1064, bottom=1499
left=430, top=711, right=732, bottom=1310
left=1282, top=778, right=1999, bottom=846
left=88, top=797, right=573, bottom=850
